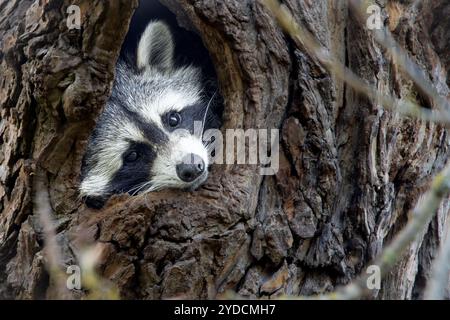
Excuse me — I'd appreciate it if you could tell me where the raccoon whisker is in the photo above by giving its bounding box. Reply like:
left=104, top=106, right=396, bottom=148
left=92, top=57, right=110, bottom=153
left=135, top=183, right=153, bottom=195
left=143, top=184, right=161, bottom=193
left=201, top=90, right=217, bottom=138
left=129, top=181, right=152, bottom=196
left=128, top=186, right=143, bottom=196
left=127, top=182, right=144, bottom=195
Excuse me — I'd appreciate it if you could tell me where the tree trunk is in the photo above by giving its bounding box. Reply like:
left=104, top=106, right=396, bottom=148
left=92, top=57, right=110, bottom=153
left=0, top=0, right=449, bottom=299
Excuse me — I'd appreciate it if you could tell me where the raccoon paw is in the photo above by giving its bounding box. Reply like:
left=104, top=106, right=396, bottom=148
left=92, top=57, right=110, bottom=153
left=83, top=196, right=106, bottom=210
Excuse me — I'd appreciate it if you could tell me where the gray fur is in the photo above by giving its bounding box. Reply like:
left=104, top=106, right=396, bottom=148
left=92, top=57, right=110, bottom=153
left=137, top=21, right=174, bottom=72
left=80, top=21, right=211, bottom=208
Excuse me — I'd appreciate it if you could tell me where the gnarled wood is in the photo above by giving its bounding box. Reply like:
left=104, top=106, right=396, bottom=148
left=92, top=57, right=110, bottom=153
left=0, top=0, right=449, bottom=299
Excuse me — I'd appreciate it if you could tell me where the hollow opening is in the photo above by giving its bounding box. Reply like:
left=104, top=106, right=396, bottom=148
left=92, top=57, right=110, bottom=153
left=120, top=0, right=222, bottom=115
left=79, top=0, right=225, bottom=208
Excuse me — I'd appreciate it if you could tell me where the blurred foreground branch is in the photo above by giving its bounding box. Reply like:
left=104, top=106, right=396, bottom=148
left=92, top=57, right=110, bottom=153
left=261, top=0, right=450, bottom=300
left=315, top=161, right=450, bottom=300
left=350, top=0, right=450, bottom=116
left=34, top=172, right=71, bottom=299
left=34, top=171, right=119, bottom=299
left=261, top=0, right=450, bottom=127
left=424, top=221, right=450, bottom=299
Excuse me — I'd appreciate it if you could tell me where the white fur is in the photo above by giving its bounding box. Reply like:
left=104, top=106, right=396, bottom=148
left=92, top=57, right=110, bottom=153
left=137, top=21, right=174, bottom=72
left=149, top=130, right=209, bottom=191
left=139, top=86, right=201, bottom=130
left=80, top=121, right=146, bottom=197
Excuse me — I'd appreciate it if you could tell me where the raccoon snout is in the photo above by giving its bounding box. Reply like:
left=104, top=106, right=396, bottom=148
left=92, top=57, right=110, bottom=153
left=176, top=153, right=205, bottom=182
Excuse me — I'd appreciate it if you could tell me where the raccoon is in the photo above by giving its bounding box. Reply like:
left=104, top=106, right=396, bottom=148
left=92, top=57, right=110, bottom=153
left=80, top=21, right=219, bottom=209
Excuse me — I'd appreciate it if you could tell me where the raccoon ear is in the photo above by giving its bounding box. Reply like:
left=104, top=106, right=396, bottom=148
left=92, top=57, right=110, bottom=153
left=137, top=21, right=174, bottom=73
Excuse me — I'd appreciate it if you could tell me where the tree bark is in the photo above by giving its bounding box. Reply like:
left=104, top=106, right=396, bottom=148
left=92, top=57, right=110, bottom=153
left=0, top=0, right=449, bottom=299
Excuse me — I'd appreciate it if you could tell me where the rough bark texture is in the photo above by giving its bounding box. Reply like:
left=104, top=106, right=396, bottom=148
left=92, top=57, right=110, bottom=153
left=0, top=0, right=449, bottom=299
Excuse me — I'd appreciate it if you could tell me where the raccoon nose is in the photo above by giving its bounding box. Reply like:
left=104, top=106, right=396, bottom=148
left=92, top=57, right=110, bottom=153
left=176, top=153, right=205, bottom=182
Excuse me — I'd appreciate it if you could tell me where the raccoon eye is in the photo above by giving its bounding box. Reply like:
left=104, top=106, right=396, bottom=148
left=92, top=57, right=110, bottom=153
left=168, top=112, right=181, bottom=127
left=124, top=151, right=139, bottom=163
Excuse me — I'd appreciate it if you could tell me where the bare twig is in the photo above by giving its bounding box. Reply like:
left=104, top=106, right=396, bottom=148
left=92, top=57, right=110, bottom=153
left=260, top=0, right=450, bottom=300
left=35, top=170, right=119, bottom=299
left=424, top=220, right=450, bottom=299
left=319, top=161, right=450, bottom=300
left=260, top=0, right=450, bottom=127
left=78, top=244, right=120, bottom=300
left=349, top=0, right=450, bottom=117
left=34, top=171, right=71, bottom=299
left=259, top=160, right=450, bottom=300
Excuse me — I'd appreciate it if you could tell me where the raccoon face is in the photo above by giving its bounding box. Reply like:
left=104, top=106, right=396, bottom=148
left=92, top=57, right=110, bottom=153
left=80, top=21, right=216, bottom=209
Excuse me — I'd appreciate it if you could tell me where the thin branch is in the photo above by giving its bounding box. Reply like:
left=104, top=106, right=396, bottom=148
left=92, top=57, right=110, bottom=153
left=34, top=171, right=72, bottom=299
left=78, top=244, right=120, bottom=300
left=320, top=161, right=450, bottom=299
left=35, top=171, right=119, bottom=299
left=262, top=160, right=450, bottom=300
left=424, top=220, right=450, bottom=299
left=260, top=0, right=450, bottom=300
left=260, top=0, right=450, bottom=127
left=349, top=0, right=450, bottom=117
